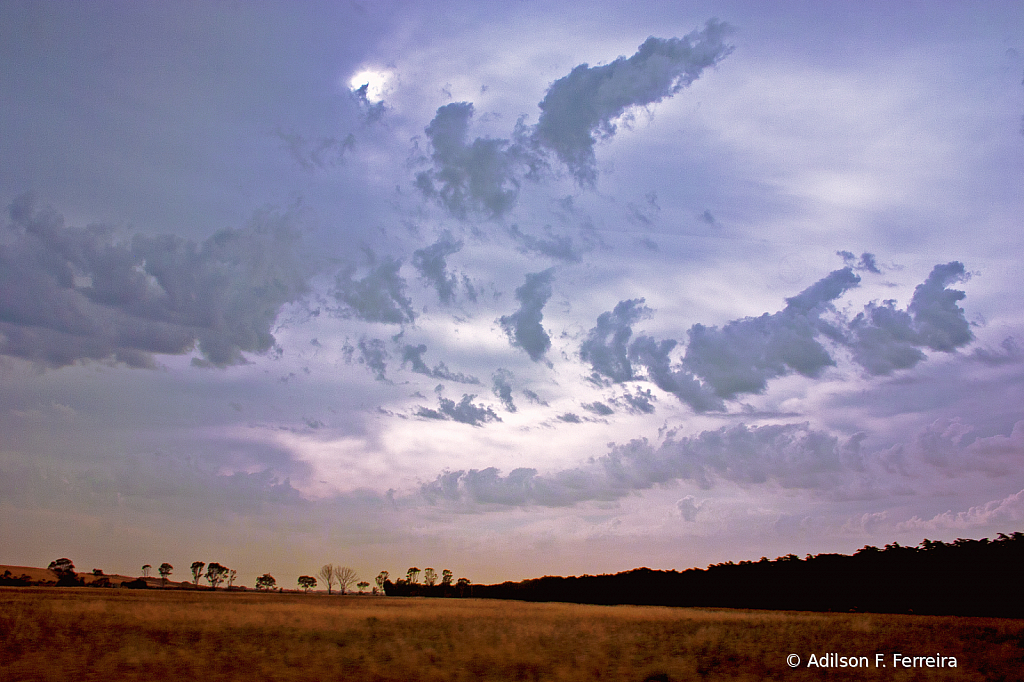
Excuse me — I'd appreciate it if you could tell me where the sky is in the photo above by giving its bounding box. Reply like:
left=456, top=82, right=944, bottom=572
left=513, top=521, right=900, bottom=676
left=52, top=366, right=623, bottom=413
left=1, top=0, right=1023, bottom=588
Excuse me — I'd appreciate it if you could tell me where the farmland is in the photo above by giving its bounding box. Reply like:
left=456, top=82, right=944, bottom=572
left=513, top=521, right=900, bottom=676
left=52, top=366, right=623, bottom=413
left=2, top=587, right=1023, bottom=681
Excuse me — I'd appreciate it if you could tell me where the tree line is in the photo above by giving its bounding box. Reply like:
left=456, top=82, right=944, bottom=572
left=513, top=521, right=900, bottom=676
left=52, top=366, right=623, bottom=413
left=0, top=558, right=471, bottom=597
left=470, top=532, right=1024, bottom=618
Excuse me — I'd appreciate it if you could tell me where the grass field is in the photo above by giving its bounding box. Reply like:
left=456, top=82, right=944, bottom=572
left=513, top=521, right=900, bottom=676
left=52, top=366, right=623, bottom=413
left=2, top=587, right=1023, bottom=681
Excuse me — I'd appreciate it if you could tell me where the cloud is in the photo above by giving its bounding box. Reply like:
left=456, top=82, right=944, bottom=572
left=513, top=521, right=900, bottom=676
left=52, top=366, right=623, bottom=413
left=522, top=388, right=548, bottom=406
left=414, top=102, right=537, bottom=219
left=357, top=337, right=389, bottom=381
left=333, top=251, right=415, bottom=324
left=421, top=421, right=850, bottom=508
left=844, top=262, right=974, bottom=375
left=972, top=337, right=1022, bottom=366
left=400, top=344, right=480, bottom=384
left=580, top=298, right=652, bottom=383
left=499, top=269, right=555, bottom=362
left=275, top=129, right=355, bottom=171
left=897, top=488, right=1024, bottom=532
left=557, top=412, right=582, bottom=423
left=491, top=368, right=516, bottom=412
left=507, top=225, right=583, bottom=263
left=628, top=334, right=724, bottom=412
left=581, top=401, right=614, bottom=416
left=619, top=386, right=657, bottom=414
left=837, top=250, right=882, bottom=273
left=676, top=495, right=704, bottom=522
left=0, top=193, right=311, bottom=368
left=533, top=20, right=734, bottom=184
left=351, top=83, right=386, bottom=124
left=416, top=394, right=501, bottom=427
left=684, top=268, right=860, bottom=399
left=411, top=234, right=463, bottom=304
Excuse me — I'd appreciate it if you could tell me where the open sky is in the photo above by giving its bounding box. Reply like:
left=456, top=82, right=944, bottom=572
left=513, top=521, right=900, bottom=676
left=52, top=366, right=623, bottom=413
left=2, top=0, right=1023, bottom=588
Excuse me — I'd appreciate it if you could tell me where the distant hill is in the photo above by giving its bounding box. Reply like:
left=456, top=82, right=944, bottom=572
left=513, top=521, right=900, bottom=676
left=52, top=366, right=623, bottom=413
left=0, top=564, right=192, bottom=588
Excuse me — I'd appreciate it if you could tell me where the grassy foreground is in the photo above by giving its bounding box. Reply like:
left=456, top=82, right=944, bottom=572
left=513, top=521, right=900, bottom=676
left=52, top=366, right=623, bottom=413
left=2, top=587, right=1023, bottom=681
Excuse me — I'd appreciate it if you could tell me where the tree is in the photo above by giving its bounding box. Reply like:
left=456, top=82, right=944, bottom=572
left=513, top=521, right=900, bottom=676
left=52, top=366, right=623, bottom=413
left=159, top=563, right=173, bottom=587
left=456, top=577, right=470, bottom=597
left=48, top=558, right=75, bottom=578
left=337, top=566, right=358, bottom=595
left=298, top=576, right=317, bottom=593
left=356, top=581, right=370, bottom=594
left=441, top=569, right=453, bottom=587
left=319, top=564, right=338, bottom=595
left=206, top=562, right=229, bottom=589
left=255, top=574, right=276, bottom=590
left=142, top=564, right=152, bottom=578
left=406, top=567, right=420, bottom=584
left=191, top=561, right=205, bottom=586
left=423, top=568, right=437, bottom=587
left=375, top=571, right=389, bottom=596
left=227, top=569, right=237, bottom=589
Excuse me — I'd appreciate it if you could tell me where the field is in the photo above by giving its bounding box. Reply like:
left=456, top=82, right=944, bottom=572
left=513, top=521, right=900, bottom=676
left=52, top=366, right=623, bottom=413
left=2, top=587, right=1023, bottom=681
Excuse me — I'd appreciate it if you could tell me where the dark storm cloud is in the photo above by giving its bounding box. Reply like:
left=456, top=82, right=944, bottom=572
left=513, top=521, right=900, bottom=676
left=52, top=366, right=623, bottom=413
left=628, top=335, right=724, bottom=412
left=684, top=268, right=861, bottom=399
left=400, top=344, right=480, bottom=384
left=499, top=269, right=555, bottom=362
left=414, top=102, right=538, bottom=219
left=491, top=368, right=517, bottom=412
left=0, top=193, right=311, bottom=369
left=415, top=394, right=501, bottom=426
left=333, top=251, right=415, bottom=324
left=844, top=262, right=974, bottom=375
left=972, top=337, right=1022, bottom=366
left=421, top=421, right=850, bottom=508
left=533, top=20, right=734, bottom=185
left=411, top=234, right=464, bottom=304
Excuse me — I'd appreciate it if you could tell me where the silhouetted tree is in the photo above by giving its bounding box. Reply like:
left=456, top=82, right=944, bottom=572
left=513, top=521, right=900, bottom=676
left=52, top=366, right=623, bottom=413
left=159, top=563, right=173, bottom=587
left=357, top=581, right=370, bottom=593
left=406, top=567, right=420, bottom=584
left=337, top=566, right=358, bottom=595
left=423, top=568, right=437, bottom=587
left=48, top=558, right=81, bottom=586
left=191, top=561, right=205, bottom=586
left=256, top=574, right=276, bottom=590
left=441, top=569, right=453, bottom=587
left=142, top=564, right=152, bottom=578
left=206, top=562, right=229, bottom=589
left=48, top=558, right=75, bottom=578
left=375, top=570, right=389, bottom=596
left=298, top=576, right=317, bottom=593
left=319, top=564, right=338, bottom=595
left=456, top=577, right=470, bottom=597
left=227, top=569, right=237, bottom=588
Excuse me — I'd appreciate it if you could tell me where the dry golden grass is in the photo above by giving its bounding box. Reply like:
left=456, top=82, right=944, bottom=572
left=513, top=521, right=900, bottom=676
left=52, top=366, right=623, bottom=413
left=2, top=586, right=1023, bottom=681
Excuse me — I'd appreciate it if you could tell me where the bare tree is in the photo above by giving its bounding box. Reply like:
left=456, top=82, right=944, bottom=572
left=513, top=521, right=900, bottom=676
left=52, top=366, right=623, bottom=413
left=142, top=564, right=152, bottom=578
left=190, top=561, right=205, bottom=586
left=336, top=566, right=358, bottom=595
left=319, top=563, right=338, bottom=595
left=227, top=569, right=237, bottom=589
left=423, top=568, right=437, bottom=587
left=297, top=576, right=317, bottom=593
left=375, top=570, right=389, bottom=596
left=159, top=563, right=173, bottom=587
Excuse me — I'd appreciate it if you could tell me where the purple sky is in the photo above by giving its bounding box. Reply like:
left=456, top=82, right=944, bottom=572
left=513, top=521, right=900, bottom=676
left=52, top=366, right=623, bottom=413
left=2, top=0, right=1023, bottom=587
